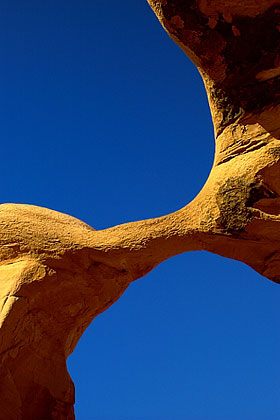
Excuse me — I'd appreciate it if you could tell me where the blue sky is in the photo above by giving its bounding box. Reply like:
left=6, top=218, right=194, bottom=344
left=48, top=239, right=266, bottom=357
left=1, top=1, right=280, bottom=419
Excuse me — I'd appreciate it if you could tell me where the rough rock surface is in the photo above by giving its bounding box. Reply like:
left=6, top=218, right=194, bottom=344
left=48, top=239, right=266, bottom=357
left=1, top=1, right=280, bottom=418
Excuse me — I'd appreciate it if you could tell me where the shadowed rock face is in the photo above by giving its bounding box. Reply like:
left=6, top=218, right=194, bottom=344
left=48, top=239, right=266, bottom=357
left=1, top=1, right=280, bottom=418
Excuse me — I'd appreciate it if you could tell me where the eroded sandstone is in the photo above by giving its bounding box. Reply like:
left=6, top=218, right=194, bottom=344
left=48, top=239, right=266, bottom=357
left=1, top=1, right=280, bottom=418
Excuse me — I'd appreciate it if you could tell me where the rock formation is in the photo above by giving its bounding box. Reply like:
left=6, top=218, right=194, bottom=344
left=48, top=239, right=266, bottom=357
left=0, top=0, right=279, bottom=418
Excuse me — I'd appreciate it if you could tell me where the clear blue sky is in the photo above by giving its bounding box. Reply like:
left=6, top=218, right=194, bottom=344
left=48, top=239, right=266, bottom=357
left=1, top=1, right=280, bottom=419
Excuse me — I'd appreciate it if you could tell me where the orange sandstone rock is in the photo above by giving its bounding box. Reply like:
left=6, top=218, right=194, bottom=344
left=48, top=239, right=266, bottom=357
left=1, top=1, right=280, bottom=418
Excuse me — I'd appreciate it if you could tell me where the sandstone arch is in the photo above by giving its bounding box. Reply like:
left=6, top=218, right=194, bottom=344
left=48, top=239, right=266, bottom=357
left=0, top=1, right=279, bottom=418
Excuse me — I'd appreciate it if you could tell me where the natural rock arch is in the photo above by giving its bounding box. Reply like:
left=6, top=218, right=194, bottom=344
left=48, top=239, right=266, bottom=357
left=0, top=1, right=279, bottom=418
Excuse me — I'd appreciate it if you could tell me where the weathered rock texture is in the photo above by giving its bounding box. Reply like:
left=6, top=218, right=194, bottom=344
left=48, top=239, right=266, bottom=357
left=0, top=1, right=280, bottom=418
